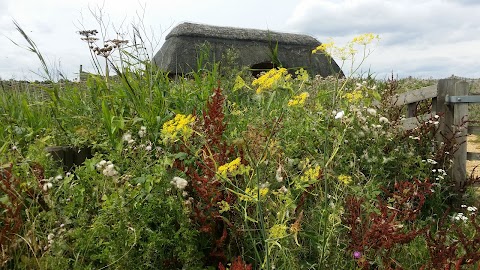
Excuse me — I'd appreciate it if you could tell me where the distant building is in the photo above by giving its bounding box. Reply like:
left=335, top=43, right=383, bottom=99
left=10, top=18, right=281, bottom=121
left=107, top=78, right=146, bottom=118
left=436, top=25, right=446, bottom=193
left=153, top=22, right=343, bottom=77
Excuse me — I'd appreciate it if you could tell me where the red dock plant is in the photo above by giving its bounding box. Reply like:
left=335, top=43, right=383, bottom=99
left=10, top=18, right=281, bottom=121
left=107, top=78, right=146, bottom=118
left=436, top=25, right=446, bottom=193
left=421, top=209, right=480, bottom=270
left=344, top=178, right=433, bottom=269
left=174, top=85, right=242, bottom=267
left=1, top=164, right=23, bottom=260
left=218, top=256, right=253, bottom=270
left=1, top=162, right=50, bottom=266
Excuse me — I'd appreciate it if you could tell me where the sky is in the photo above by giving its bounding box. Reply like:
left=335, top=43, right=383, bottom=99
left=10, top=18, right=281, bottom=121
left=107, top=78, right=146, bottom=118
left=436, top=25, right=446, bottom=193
left=1, top=0, right=479, bottom=81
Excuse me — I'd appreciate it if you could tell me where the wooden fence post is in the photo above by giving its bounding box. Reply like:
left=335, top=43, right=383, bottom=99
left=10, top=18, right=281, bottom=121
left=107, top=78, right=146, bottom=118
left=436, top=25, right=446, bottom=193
left=437, top=78, right=469, bottom=191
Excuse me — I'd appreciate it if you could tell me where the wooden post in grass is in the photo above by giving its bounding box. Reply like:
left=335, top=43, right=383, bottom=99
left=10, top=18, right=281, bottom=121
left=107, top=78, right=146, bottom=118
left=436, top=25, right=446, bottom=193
left=437, top=78, right=469, bottom=191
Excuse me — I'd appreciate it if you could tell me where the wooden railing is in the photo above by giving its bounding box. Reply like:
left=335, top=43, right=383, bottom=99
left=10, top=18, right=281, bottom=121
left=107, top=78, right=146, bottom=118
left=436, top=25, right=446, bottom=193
left=393, top=78, right=480, bottom=190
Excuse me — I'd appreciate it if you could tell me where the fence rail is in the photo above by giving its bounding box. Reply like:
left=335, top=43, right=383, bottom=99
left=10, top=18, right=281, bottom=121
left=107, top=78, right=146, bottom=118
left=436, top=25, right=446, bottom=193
left=394, top=78, right=480, bottom=190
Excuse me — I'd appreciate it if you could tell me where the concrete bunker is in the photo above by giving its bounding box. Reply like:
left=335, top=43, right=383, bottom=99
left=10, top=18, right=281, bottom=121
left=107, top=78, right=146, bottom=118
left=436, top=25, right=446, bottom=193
left=153, top=23, right=343, bottom=77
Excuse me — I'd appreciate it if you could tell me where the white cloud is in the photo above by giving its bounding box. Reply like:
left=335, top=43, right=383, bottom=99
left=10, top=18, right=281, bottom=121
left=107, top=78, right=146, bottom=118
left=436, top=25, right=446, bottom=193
left=1, top=0, right=299, bottom=80
left=287, top=0, right=480, bottom=43
left=286, top=0, right=480, bottom=78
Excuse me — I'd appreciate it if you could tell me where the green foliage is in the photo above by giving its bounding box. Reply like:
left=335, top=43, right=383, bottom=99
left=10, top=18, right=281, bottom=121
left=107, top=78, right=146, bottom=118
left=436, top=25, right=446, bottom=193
left=2, top=26, right=480, bottom=270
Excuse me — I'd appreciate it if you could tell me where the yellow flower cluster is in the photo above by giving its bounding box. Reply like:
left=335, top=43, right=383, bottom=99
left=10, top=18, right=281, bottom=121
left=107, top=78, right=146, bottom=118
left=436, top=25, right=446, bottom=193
left=288, top=92, right=310, bottom=107
left=352, top=33, right=380, bottom=45
left=162, top=114, right=196, bottom=143
left=312, top=33, right=379, bottom=60
left=233, top=75, right=250, bottom=91
left=343, top=90, right=363, bottom=103
left=252, top=68, right=291, bottom=94
left=217, top=200, right=231, bottom=213
left=312, top=40, right=335, bottom=54
left=295, top=68, right=309, bottom=82
left=217, top=157, right=250, bottom=178
left=338, top=174, right=352, bottom=185
left=301, top=166, right=321, bottom=183
left=269, top=224, right=288, bottom=239
left=296, top=165, right=321, bottom=189
left=313, top=40, right=356, bottom=60
left=239, top=186, right=269, bottom=202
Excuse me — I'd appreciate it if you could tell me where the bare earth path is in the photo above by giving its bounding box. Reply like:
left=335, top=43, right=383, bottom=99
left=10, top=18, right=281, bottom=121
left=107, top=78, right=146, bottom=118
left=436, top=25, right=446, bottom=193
left=467, top=135, right=480, bottom=178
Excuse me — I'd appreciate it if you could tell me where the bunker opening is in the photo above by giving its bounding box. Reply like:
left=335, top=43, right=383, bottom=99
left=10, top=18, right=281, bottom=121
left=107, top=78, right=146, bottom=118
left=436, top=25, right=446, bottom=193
left=250, top=62, right=278, bottom=77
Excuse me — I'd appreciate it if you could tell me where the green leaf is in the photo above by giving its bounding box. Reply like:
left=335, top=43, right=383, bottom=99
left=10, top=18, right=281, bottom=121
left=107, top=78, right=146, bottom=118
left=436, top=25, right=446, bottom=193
left=133, top=176, right=146, bottom=184
left=174, top=152, right=188, bottom=160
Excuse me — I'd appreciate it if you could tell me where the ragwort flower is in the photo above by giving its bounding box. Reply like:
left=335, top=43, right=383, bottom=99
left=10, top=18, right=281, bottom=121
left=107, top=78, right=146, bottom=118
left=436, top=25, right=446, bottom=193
left=269, top=224, right=288, bottom=239
left=338, top=174, right=352, bottom=185
left=343, top=90, right=363, bottom=103
left=217, top=157, right=251, bottom=178
left=295, top=68, right=309, bottom=82
left=252, top=68, right=291, bottom=94
left=312, top=39, right=335, bottom=54
left=288, top=92, right=310, bottom=107
left=239, top=186, right=269, bottom=202
left=161, top=114, right=196, bottom=143
left=295, top=165, right=322, bottom=189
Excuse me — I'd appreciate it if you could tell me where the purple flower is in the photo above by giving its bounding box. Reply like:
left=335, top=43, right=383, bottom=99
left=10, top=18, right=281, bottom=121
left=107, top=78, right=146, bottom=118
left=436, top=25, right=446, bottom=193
left=353, top=251, right=362, bottom=259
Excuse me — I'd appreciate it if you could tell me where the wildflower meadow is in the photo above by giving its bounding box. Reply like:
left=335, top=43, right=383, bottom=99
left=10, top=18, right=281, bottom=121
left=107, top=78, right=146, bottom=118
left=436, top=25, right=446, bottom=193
left=2, top=22, right=480, bottom=270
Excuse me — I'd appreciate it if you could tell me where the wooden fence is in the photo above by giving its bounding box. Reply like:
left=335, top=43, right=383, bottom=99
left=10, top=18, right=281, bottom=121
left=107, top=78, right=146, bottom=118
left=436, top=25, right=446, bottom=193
left=393, top=78, right=480, bottom=190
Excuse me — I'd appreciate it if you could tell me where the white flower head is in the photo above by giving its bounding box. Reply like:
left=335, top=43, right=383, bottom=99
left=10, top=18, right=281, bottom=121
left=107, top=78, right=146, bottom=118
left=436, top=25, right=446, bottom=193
left=335, top=110, right=345, bottom=120
left=122, top=133, right=132, bottom=142
left=278, top=186, right=288, bottom=194
left=96, top=160, right=107, bottom=170
left=47, top=233, right=55, bottom=242
left=275, top=165, right=283, bottom=182
left=97, top=160, right=119, bottom=177
left=426, top=159, right=438, bottom=165
left=379, top=116, right=389, bottom=124
left=138, top=126, right=147, bottom=138
left=467, top=206, right=477, bottom=212
left=43, top=182, right=53, bottom=191
left=171, top=176, right=188, bottom=190
left=452, top=212, right=468, bottom=222
left=366, top=108, right=377, bottom=116
left=103, top=167, right=118, bottom=177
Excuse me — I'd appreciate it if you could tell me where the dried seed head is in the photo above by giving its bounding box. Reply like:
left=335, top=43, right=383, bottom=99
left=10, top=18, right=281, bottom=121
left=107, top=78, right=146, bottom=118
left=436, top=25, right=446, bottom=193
left=78, top=29, right=98, bottom=37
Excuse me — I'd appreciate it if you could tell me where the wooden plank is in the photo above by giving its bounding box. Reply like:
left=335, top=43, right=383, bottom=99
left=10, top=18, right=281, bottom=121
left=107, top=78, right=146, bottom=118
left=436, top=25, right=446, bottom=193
left=435, top=79, right=452, bottom=152
left=392, top=84, right=438, bottom=106
left=451, top=80, right=469, bottom=190
left=468, top=125, right=480, bottom=135
left=400, top=113, right=435, bottom=130
left=432, top=97, right=438, bottom=115
left=467, top=152, right=480, bottom=161
left=407, top=103, right=417, bottom=117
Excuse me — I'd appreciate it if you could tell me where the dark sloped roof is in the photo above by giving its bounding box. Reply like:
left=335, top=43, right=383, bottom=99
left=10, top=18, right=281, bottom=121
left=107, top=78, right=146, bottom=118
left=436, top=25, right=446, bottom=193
left=153, top=22, right=343, bottom=77
left=166, top=22, right=320, bottom=46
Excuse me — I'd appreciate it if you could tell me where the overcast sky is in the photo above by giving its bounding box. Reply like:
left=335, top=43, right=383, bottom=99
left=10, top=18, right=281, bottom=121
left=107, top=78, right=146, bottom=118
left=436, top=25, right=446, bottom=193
left=1, top=0, right=479, bottom=81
